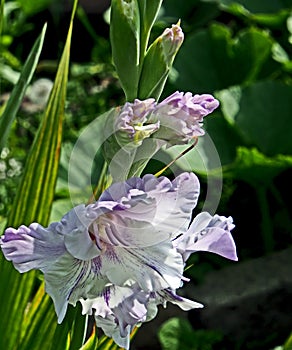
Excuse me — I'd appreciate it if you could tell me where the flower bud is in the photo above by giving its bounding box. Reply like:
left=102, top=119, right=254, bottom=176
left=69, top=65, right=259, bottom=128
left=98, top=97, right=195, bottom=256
left=138, top=23, right=184, bottom=100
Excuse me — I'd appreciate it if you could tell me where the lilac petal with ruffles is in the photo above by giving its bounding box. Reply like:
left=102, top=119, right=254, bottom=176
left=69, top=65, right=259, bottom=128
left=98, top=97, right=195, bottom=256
left=174, top=211, right=237, bottom=262
left=150, top=91, right=219, bottom=144
left=92, top=173, right=200, bottom=248
left=0, top=223, right=65, bottom=272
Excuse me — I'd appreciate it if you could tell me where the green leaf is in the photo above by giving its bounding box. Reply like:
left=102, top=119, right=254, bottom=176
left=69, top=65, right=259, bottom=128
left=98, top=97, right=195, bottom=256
left=79, top=328, right=99, bottom=350
left=137, top=0, right=163, bottom=57
left=205, top=0, right=291, bottom=14
left=17, top=0, right=52, bottom=16
left=172, top=24, right=273, bottom=92
left=0, top=23, right=47, bottom=151
left=283, top=331, right=292, bottom=350
left=224, top=147, right=292, bottom=186
left=110, top=0, right=140, bottom=100
left=18, top=286, right=58, bottom=350
left=220, top=81, right=292, bottom=156
left=50, top=303, right=87, bottom=350
left=0, top=1, right=77, bottom=349
left=0, top=0, right=4, bottom=38
left=158, top=317, right=223, bottom=350
left=138, top=22, right=184, bottom=100
left=206, top=0, right=292, bottom=27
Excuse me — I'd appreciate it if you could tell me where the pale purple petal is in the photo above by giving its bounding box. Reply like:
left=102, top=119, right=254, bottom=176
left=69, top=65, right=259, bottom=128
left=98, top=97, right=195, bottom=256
left=0, top=221, right=109, bottom=323
left=100, top=241, right=183, bottom=291
left=45, top=254, right=109, bottom=323
left=81, top=284, right=150, bottom=350
left=115, top=98, right=158, bottom=144
left=150, top=91, right=219, bottom=144
left=56, top=204, right=102, bottom=260
left=0, top=223, right=65, bottom=272
left=107, top=285, right=149, bottom=335
left=90, top=173, right=200, bottom=248
left=158, top=289, right=204, bottom=310
left=96, top=315, right=131, bottom=350
left=174, top=212, right=237, bottom=261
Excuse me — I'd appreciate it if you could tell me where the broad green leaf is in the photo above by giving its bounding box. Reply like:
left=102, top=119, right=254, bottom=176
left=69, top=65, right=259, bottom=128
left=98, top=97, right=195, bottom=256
left=204, top=0, right=292, bottom=27
left=172, top=24, right=273, bottom=93
left=66, top=109, right=115, bottom=203
left=162, top=0, right=219, bottom=28
left=224, top=147, right=292, bottom=186
left=203, top=0, right=291, bottom=14
left=161, top=111, right=240, bottom=173
left=0, top=1, right=77, bottom=349
left=158, top=317, right=223, bottom=350
left=0, top=23, right=47, bottom=150
left=222, top=147, right=292, bottom=253
left=219, top=81, right=292, bottom=156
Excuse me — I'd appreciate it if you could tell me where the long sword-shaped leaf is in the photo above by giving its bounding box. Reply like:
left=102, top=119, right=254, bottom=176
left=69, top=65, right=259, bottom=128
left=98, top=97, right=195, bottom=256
left=0, top=23, right=47, bottom=150
left=0, top=1, right=77, bottom=349
left=0, top=0, right=5, bottom=40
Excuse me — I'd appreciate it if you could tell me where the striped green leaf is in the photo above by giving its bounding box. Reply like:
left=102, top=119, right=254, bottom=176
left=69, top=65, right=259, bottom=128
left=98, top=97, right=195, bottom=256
left=0, top=1, right=78, bottom=349
left=0, top=23, right=47, bottom=151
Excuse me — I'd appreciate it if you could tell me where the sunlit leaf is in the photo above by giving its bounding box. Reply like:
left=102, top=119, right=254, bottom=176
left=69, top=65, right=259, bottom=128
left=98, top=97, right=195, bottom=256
left=17, top=0, right=51, bottom=16
left=224, top=147, right=292, bottom=186
left=0, top=23, right=47, bottom=151
left=110, top=0, right=140, bottom=100
left=0, top=1, right=78, bottom=349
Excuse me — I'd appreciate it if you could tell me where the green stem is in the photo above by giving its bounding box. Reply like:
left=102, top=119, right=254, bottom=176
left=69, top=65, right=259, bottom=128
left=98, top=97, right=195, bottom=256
left=154, top=139, right=198, bottom=177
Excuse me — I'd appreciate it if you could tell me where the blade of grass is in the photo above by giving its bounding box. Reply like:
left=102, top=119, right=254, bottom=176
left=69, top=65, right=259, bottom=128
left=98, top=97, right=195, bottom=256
left=0, top=23, right=47, bottom=150
left=4, top=2, right=81, bottom=349
left=0, top=2, right=77, bottom=350
left=0, top=0, right=5, bottom=39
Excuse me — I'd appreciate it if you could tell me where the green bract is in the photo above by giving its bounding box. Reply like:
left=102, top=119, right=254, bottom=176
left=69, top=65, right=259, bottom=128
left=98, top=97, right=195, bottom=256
left=110, top=0, right=141, bottom=101
left=110, top=0, right=183, bottom=101
left=138, top=23, right=184, bottom=100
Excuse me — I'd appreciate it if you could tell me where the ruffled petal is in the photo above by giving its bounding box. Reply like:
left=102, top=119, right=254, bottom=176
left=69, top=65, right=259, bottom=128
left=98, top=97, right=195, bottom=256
left=158, top=289, right=203, bottom=310
left=81, top=284, right=150, bottom=350
left=95, top=315, right=131, bottom=350
left=92, top=173, right=200, bottom=248
left=44, top=254, right=109, bottom=323
left=174, top=212, right=237, bottom=261
left=0, top=223, right=65, bottom=273
left=57, top=204, right=102, bottom=260
left=100, top=242, right=183, bottom=291
left=150, top=91, right=219, bottom=144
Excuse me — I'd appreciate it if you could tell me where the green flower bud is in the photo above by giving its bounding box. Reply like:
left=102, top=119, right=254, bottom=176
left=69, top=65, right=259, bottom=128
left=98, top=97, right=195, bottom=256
left=138, top=22, right=184, bottom=100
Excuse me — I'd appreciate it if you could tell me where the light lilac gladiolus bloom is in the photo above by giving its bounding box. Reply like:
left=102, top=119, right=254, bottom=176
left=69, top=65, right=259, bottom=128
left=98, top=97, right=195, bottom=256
left=114, top=92, right=219, bottom=147
left=150, top=91, right=220, bottom=144
left=0, top=172, right=237, bottom=349
left=116, top=98, right=160, bottom=145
